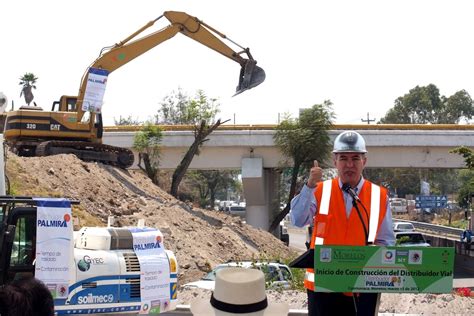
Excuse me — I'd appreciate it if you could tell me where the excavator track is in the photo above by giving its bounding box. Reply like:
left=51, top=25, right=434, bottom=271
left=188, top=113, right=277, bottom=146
left=35, top=141, right=134, bottom=168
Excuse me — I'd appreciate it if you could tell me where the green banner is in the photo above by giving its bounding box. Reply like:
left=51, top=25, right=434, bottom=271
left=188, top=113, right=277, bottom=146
left=313, top=246, right=454, bottom=293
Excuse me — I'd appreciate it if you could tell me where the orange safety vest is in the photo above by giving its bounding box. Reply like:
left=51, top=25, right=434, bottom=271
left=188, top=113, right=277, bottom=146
left=304, top=178, right=388, bottom=291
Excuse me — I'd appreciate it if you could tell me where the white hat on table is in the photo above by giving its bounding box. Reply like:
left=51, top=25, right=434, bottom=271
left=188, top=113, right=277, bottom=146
left=190, top=267, right=289, bottom=315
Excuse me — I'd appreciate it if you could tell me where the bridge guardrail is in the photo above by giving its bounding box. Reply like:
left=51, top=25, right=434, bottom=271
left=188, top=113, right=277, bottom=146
left=395, top=219, right=463, bottom=238
left=104, top=123, right=474, bottom=132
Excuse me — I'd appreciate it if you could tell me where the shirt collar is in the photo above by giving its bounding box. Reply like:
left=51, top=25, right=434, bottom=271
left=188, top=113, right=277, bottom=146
left=338, top=177, right=364, bottom=192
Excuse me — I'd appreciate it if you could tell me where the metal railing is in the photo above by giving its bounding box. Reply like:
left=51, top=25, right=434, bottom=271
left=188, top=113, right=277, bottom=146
left=104, top=123, right=474, bottom=132
left=395, top=219, right=463, bottom=238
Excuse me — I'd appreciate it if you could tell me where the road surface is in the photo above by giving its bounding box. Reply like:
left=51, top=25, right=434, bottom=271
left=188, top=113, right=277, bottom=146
left=288, top=225, right=308, bottom=253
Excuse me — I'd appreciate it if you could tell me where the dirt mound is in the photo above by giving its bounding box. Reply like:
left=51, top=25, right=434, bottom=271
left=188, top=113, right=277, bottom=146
left=5, top=152, right=294, bottom=284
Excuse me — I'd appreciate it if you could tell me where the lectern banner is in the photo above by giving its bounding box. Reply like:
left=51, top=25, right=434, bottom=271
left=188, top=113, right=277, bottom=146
left=313, top=245, right=454, bottom=293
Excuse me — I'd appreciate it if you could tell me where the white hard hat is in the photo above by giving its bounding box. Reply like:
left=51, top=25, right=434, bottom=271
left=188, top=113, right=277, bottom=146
left=332, top=131, right=367, bottom=153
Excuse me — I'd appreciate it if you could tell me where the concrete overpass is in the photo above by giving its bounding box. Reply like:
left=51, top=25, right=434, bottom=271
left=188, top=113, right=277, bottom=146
left=104, top=124, right=474, bottom=169
left=103, top=124, right=474, bottom=231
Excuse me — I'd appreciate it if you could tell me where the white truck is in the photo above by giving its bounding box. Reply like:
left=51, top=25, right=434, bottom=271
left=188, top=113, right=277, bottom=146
left=390, top=198, right=408, bottom=214
left=0, top=197, right=178, bottom=314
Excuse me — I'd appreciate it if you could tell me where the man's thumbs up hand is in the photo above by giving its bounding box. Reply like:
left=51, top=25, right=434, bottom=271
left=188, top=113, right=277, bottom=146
left=307, top=160, right=322, bottom=189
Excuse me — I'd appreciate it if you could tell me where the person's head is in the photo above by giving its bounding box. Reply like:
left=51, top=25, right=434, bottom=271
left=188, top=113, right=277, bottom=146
left=332, top=131, right=367, bottom=187
left=190, top=267, right=289, bottom=315
left=0, top=277, right=54, bottom=316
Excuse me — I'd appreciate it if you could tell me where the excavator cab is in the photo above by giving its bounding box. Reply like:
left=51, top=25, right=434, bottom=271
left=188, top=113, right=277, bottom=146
left=235, top=59, right=266, bottom=96
left=51, top=96, right=78, bottom=112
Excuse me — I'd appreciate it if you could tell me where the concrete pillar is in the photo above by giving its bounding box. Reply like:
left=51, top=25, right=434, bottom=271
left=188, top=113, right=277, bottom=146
left=241, top=158, right=280, bottom=231
left=246, top=205, right=268, bottom=230
left=242, top=158, right=267, bottom=229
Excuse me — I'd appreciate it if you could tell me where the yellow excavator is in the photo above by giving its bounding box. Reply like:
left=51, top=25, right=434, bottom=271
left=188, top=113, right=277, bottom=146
left=3, top=11, right=265, bottom=168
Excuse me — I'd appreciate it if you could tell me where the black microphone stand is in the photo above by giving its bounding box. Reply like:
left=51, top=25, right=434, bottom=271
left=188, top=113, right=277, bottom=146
left=343, top=184, right=381, bottom=316
left=352, top=199, right=369, bottom=246
left=342, top=184, right=369, bottom=246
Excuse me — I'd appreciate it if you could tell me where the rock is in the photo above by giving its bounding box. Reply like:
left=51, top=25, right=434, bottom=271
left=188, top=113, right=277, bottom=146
left=182, top=263, right=191, bottom=269
left=195, top=260, right=211, bottom=272
left=81, top=163, right=90, bottom=173
left=121, top=207, right=133, bottom=216
left=138, top=197, right=147, bottom=206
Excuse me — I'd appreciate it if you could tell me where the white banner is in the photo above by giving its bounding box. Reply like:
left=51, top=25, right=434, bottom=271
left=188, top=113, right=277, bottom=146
left=130, top=228, right=171, bottom=314
left=82, top=67, right=109, bottom=113
left=35, top=198, right=73, bottom=299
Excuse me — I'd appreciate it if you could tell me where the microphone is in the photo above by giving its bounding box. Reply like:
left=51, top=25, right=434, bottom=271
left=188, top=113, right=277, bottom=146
left=342, top=183, right=360, bottom=202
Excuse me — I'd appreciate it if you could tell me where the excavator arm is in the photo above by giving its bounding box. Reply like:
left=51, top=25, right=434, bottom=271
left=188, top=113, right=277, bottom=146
left=3, top=11, right=264, bottom=168
left=75, top=11, right=265, bottom=122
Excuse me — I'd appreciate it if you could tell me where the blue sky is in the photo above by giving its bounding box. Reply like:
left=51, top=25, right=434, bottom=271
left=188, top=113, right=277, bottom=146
left=2, top=0, right=473, bottom=125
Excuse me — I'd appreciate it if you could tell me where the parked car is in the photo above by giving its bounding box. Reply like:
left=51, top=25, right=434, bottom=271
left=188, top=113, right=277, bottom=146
left=183, top=261, right=293, bottom=290
left=218, top=200, right=235, bottom=211
left=395, top=232, right=430, bottom=247
left=393, top=221, right=415, bottom=232
left=227, top=205, right=246, bottom=217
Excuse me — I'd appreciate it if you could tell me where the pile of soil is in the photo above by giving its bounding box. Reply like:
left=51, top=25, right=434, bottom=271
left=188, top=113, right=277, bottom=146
left=5, top=152, right=294, bottom=284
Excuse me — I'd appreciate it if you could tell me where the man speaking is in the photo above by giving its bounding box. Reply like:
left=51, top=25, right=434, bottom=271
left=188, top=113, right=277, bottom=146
left=290, top=130, right=395, bottom=316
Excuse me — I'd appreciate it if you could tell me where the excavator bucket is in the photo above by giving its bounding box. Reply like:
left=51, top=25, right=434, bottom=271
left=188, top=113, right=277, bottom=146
left=234, top=59, right=266, bottom=96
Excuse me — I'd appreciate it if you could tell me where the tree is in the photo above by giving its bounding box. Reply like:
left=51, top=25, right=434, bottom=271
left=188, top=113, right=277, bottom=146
left=170, top=119, right=227, bottom=197
left=451, top=146, right=474, bottom=169
left=186, top=171, right=210, bottom=207
left=429, top=169, right=461, bottom=195
left=377, top=84, right=473, bottom=201
left=363, top=168, right=420, bottom=196
left=19, top=73, right=38, bottom=106
left=451, top=146, right=474, bottom=208
left=0, top=92, right=7, bottom=109
left=456, top=170, right=474, bottom=209
left=268, top=101, right=335, bottom=232
left=154, top=88, right=218, bottom=125
left=379, top=84, right=474, bottom=124
left=114, top=115, right=143, bottom=126
left=364, top=168, right=460, bottom=197
left=438, top=90, right=474, bottom=124
left=214, top=170, right=242, bottom=199
left=133, top=123, right=163, bottom=185
left=187, top=170, right=239, bottom=208
left=154, top=89, right=227, bottom=197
